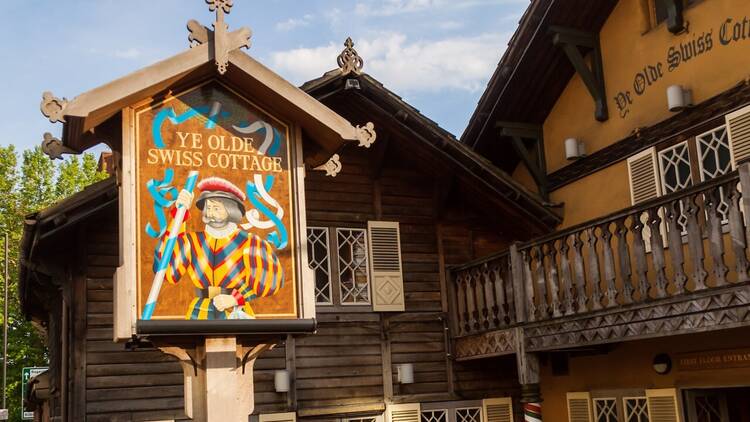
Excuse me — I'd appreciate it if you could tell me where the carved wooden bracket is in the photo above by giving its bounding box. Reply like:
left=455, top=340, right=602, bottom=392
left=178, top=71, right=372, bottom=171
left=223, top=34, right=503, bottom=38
left=356, top=122, right=377, bottom=148
left=338, top=37, right=364, bottom=76
left=41, top=132, right=76, bottom=160
left=188, top=0, right=252, bottom=74
left=550, top=26, right=609, bottom=122
left=314, top=153, right=342, bottom=177
left=659, top=0, right=686, bottom=34
left=40, top=92, right=67, bottom=123
left=496, top=121, right=549, bottom=200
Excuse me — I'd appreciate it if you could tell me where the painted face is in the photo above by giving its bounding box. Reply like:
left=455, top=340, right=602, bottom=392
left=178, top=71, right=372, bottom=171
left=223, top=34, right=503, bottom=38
left=202, top=198, right=230, bottom=228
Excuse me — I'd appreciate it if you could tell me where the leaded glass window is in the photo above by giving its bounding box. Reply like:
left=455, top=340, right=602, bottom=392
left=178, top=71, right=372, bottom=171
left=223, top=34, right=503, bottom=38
left=455, top=407, right=481, bottom=422
left=623, top=397, right=649, bottom=422
left=658, top=141, right=693, bottom=194
left=594, top=398, right=618, bottom=422
left=307, top=227, right=332, bottom=305
left=337, top=228, right=371, bottom=304
left=421, top=410, right=447, bottom=422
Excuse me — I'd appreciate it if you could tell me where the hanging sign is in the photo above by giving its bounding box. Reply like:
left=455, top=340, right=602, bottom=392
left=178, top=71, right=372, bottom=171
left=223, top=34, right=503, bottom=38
left=134, top=81, right=298, bottom=321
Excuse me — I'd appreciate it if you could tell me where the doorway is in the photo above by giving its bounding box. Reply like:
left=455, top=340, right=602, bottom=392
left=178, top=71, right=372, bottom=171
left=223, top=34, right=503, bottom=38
left=684, top=387, right=750, bottom=422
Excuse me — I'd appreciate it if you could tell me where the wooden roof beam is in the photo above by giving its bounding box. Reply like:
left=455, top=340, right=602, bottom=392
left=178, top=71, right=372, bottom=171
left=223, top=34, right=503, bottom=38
left=496, top=122, right=548, bottom=200
left=550, top=26, right=608, bottom=122
left=659, top=0, right=686, bottom=34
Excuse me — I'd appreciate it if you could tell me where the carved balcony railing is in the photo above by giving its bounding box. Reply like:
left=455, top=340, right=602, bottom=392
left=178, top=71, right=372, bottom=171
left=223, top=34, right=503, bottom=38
left=450, top=166, right=750, bottom=348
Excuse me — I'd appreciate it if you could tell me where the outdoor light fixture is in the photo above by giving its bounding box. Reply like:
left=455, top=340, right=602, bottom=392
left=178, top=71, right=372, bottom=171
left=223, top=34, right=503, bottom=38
left=274, top=369, right=290, bottom=392
left=565, top=138, right=587, bottom=160
left=652, top=353, right=672, bottom=375
left=397, top=363, right=414, bottom=384
left=667, top=85, right=694, bottom=112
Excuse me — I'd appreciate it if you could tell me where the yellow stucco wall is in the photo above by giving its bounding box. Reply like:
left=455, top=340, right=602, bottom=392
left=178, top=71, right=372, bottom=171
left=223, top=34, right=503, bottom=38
left=539, top=327, right=750, bottom=421
left=544, top=0, right=750, bottom=228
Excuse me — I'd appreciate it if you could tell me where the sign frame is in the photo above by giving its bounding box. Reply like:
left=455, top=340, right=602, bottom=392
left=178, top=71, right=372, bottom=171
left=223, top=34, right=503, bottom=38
left=21, top=366, right=48, bottom=420
left=114, top=79, right=316, bottom=340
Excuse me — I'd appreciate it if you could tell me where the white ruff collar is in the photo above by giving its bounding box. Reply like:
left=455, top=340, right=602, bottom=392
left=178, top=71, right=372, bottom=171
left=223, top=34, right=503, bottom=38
left=205, top=222, right=238, bottom=239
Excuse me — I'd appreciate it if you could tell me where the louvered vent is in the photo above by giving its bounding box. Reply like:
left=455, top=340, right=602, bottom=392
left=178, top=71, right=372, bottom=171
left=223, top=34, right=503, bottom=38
left=483, top=398, right=513, bottom=422
left=647, top=389, right=681, bottom=422
left=370, top=226, right=401, bottom=271
left=566, top=393, right=592, bottom=422
left=368, top=221, right=405, bottom=312
left=387, top=403, right=421, bottom=422
left=727, top=104, right=750, bottom=167
left=627, top=147, right=661, bottom=204
left=259, top=412, right=296, bottom=422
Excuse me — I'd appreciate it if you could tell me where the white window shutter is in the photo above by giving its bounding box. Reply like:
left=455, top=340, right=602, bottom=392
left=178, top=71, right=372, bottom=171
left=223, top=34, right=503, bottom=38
left=727, top=104, right=750, bottom=168
left=368, top=221, right=405, bottom=312
left=259, top=412, right=297, bottom=422
left=482, top=397, right=513, bottom=422
left=627, top=147, right=665, bottom=252
left=646, top=389, right=682, bottom=422
left=566, top=392, right=592, bottom=422
left=386, top=403, right=420, bottom=422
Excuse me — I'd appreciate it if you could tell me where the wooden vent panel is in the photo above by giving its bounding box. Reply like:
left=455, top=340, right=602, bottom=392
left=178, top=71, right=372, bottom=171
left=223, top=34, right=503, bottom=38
left=566, top=392, right=592, bottom=422
left=627, top=147, right=661, bottom=205
left=483, top=398, right=512, bottom=422
left=368, top=221, right=405, bottom=312
left=727, top=104, right=750, bottom=167
left=646, top=389, right=682, bottom=422
left=387, top=403, right=421, bottom=422
left=259, top=412, right=297, bottom=422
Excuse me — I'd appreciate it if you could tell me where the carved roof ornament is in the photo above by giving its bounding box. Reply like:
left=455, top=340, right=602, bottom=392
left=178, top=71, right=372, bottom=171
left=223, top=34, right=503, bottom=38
left=41, top=132, right=75, bottom=160
left=337, top=37, right=364, bottom=76
left=314, top=154, right=342, bottom=177
left=355, top=122, right=377, bottom=148
left=40, top=92, right=68, bottom=123
left=188, top=0, right=252, bottom=74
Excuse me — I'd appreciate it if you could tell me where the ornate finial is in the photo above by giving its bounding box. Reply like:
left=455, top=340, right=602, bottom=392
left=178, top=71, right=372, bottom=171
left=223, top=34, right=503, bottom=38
left=188, top=0, right=251, bottom=74
left=314, top=154, right=342, bottom=177
left=337, top=37, right=364, bottom=75
left=41, top=133, right=75, bottom=160
left=40, top=92, right=68, bottom=123
left=355, top=122, right=376, bottom=148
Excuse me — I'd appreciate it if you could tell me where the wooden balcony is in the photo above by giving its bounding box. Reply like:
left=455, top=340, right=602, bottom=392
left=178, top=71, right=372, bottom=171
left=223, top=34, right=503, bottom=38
left=449, top=165, right=750, bottom=361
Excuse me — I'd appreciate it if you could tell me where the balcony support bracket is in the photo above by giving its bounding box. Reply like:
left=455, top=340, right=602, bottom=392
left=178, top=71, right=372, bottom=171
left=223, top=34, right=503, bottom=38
left=496, top=122, right=549, bottom=200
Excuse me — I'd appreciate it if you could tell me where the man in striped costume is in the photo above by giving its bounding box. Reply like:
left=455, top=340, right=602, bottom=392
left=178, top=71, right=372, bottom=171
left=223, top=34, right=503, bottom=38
left=154, top=176, right=284, bottom=320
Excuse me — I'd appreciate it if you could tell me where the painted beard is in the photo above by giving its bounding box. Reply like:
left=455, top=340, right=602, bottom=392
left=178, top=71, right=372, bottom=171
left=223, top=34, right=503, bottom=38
left=202, top=213, right=229, bottom=229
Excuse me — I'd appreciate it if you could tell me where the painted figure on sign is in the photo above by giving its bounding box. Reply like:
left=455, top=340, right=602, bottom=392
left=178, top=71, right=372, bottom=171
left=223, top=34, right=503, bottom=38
left=153, top=176, right=284, bottom=320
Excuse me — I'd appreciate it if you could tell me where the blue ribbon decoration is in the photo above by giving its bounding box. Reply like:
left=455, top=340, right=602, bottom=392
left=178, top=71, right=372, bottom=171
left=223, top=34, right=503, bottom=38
left=152, top=106, right=230, bottom=148
left=246, top=176, right=289, bottom=250
left=145, top=169, right=179, bottom=239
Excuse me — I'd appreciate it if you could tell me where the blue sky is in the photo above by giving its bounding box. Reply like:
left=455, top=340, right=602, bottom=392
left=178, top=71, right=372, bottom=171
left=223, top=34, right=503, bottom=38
left=2, top=0, right=527, bottom=152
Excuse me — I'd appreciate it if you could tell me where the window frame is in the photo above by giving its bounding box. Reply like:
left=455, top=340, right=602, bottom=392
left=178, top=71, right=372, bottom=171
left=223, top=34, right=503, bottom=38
left=593, top=397, right=619, bottom=422
left=307, top=226, right=333, bottom=306
left=622, top=396, right=649, bottom=422
left=336, top=227, right=372, bottom=306
left=453, top=407, right=482, bottom=422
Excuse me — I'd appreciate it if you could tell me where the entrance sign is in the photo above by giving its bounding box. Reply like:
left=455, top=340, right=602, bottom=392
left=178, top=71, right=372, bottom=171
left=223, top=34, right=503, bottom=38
left=134, top=82, right=298, bottom=321
left=22, top=367, right=47, bottom=420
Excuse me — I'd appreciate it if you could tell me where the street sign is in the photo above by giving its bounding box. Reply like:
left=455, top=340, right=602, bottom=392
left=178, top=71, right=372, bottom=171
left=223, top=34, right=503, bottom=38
left=0, top=408, right=7, bottom=420
left=21, top=367, right=47, bottom=420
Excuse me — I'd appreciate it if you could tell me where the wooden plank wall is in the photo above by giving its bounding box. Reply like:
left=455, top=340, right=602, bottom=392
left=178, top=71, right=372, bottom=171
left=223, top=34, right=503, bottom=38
left=80, top=212, right=187, bottom=422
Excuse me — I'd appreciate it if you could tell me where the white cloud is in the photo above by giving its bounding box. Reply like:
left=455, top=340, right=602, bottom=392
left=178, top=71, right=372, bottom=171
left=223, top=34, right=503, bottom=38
left=275, top=14, right=314, bottom=31
left=269, top=32, right=510, bottom=93
left=354, top=0, right=524, bottom=17
left=112, top=47, right=142, bottom=59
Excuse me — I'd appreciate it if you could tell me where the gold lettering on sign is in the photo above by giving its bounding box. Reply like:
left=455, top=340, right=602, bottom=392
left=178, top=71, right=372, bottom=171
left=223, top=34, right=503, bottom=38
left=676, top=348, right=750, bottom=371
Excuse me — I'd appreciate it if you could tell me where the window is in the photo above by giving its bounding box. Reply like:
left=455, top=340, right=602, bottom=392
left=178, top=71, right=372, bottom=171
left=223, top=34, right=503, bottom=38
left=623, top=397, right=649, bottom=422
left=594, top=398, right=619, bottom=422
left=454, top=408, right=481, bottom=422
left=658, top=141, right=693, bottom=195
left=306, top=226, right=371, bottom=306
left=307, top=227, right=332, bottom=305
left=421, top=410, right=448, bottom=422
left=646, top=0, right=699, bottom=29
left=697, top=125, right=732, bottom=222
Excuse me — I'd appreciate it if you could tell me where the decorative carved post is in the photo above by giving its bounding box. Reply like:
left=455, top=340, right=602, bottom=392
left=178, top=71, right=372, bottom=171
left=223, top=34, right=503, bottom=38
left=665, top=200, right=687, bottom=295
left=706, top=186, right=729, bottom=287
left=600, top=223, right=618, bottom=307
left=545, top=242, right=562, bottom=318
left=727, top=179, right=750, bottom=283
left=571, top=232, right=588, bottom=313
left=510, top=243, right=527, bottom=324
left=630, top=212, right=650, bottom=301
left=685, top=193, right=708, bottom=291
left=614, top=218, right=634, bottom=304
left=515, top=328, right=542, bottom=422
left=585, top=228, right=603, bottom=310
left=558, top=235, right=575, bottom=315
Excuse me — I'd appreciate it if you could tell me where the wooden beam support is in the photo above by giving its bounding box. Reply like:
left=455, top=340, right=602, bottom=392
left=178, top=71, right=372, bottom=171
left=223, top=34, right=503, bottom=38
left=659, top=0, right=685, bottom=34
left=496, top=122, right=549, bottom=200
left=550, top=26, right=609, bottom=122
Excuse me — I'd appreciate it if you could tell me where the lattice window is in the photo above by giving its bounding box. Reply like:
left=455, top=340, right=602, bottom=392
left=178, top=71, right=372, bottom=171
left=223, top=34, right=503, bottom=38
left=421, top=409, right=447, bottom=422
left=345, top=418, right=380, bottom=422
left=623, top=397, right=649, bottom=422
left=694, top=395, right=723, bottom=422
left=337, top=228, right=371, bottom=304
left=455, top=407, right=481, bottom=422
left=697, top=125, right=732, bottom=222
left=307, top=227, right=332, bottom=305
left=594, top=398, right=618, bottom=422
left=658, top=141, right=693, bottom=194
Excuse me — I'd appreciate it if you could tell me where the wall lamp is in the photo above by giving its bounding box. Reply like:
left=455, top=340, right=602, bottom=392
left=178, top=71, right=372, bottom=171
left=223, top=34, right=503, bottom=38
left=274, top=369, right=290, bottom=392
left=667, top=85, right=694, bottom=112
left=565, top=138, right=587, bottom=160
left=397, top=363, right=414, bottom=384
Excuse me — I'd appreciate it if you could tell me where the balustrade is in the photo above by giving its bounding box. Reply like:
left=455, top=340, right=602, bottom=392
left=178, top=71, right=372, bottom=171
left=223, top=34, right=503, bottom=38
left=450, top=167, right=750, bottom=337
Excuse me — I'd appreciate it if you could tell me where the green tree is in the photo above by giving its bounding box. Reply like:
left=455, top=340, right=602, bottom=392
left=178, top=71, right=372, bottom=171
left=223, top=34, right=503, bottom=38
left=0, top=146, right=109, bottom=421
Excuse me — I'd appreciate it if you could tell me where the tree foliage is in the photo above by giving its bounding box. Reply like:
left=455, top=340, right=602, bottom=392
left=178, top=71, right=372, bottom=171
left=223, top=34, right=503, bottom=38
left=0, top=146, right=108, bottom=421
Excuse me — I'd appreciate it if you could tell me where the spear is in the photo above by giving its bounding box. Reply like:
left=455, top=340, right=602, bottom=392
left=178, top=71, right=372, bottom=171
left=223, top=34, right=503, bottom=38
left=141, top=170, right=199, bottom=320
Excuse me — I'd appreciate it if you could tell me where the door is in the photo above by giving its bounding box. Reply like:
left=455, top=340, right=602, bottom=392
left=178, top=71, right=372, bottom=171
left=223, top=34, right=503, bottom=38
left=685, top=390, right=729, bottom=422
